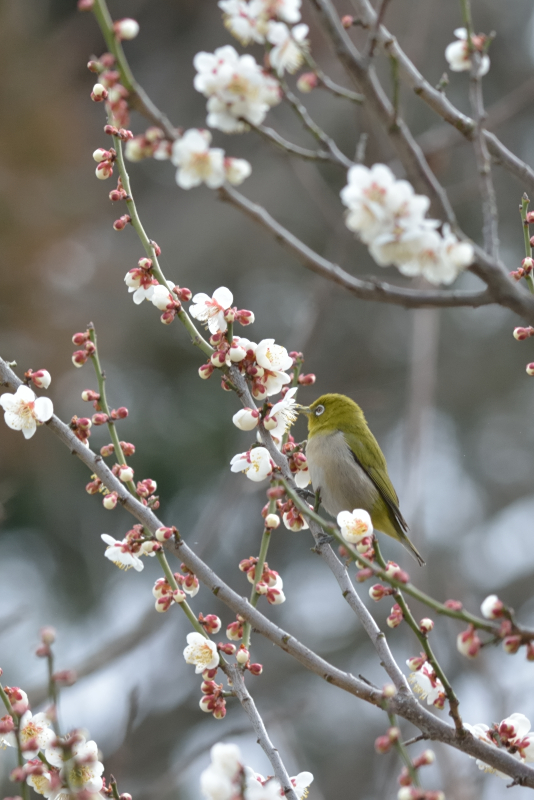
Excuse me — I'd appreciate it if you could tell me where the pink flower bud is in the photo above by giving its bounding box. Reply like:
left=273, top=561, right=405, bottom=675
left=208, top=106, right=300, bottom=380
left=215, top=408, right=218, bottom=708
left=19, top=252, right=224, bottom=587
left=35, top=644, right=50, bottom=658
left=118, top=465, right=134, bottom=483
left=155, top=526, right=174, bottom=542
left=503, top=635, right=522, bottom=654
left=81, top=389, right=100, bottom=402
left=355, top=567, right=374, bottom=582
left=419, top=618, right=434, bottom=633
left=199, top=362, right=214, bottom=380
left=113, top=215, right=131, bottom=230
left=224, top=308, right=236, bottom=323
left=296, top=72, right=319, bottom=93
left=523, top=257, right=534, bottom=273
left=91, top=83, right=108, bottom=102
left=514, top=327, right=530, bottom=341
left=93, top=148, right=111, bottom=163
left=218, top=643, right=236, bottom=655
left=92, top=413, right=109, bottom=425
left=211, top=351, right=227, bottom=368
left=78, top=0, right=95, bottom=9
left=200, top=614, right=222, bottom=635
left=172, top=588, right=186, bottom=603
left=374, top=735, right=391, bottom=754
left=109, top=189, right=124, bottom=202
left=120, top=441, right=135, bottom=455
left=52, top=670, right=77, bottom=686
left=0, top=716, right=14, bottom=734
left=386, top=604, right=403, bottom=628
left=95, top=161, right=113, bottom=180
left=341, top=14, right=354, bottom=27
left=104, top=124, right=118, bottom=136
left=236, top=646, right=249, bottom=665
left=406, top=654, right=426, bottom=671
left=456, top=625, right=481, bottom=658
left=72, top=350, right=88, bottom=367
left=444, top=599, right=463, bottom=611
left=115, top=406, right=129, bottom=419
left=85, top=479, right=101, bottom=495
left=77, top=417, right=92, bottom=430
left=30, top=369, right=51, bottom=389
left=413, top=749, right=435, bottom=767
left=298, top=372, right=316, bottom=385
left=526, top=363, right=534, bottom=376
left=199, top=695, right=215, bottom=713
left=113, top=18, right=140, bottom=40
left=248, top=662, right=263, bottom=676
left=236, top=309, right=254, bottom=326
left=102, top=491, right=118, bottom=510
left=212, top=703, right=227, bottom=719
left=480, top=594, right=505, bottom=619
left=369, top=584, right=387, bottom=601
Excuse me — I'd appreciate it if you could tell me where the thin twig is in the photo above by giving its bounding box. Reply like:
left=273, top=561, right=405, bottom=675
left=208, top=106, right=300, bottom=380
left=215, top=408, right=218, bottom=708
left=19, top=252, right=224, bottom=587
left=365, top=0, right=393, bottom=59
left=218, top=185, right=494, bottom=310
left=227, top=666, right=298, bottom=800
left=251, top=123, right=334, bottom=162
left=304, top=53, right=364, bottom=103
left=463, top=0, right=499, bottom=259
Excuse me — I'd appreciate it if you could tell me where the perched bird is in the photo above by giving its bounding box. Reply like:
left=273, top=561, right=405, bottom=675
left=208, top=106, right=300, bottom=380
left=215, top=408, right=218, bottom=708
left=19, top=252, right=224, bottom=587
left=298, top=393, right=425, bottom=565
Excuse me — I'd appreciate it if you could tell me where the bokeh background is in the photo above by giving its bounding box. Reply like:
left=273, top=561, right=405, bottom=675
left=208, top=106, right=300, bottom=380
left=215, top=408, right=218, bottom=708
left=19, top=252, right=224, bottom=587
left=1, top=0, right=534, bottom=797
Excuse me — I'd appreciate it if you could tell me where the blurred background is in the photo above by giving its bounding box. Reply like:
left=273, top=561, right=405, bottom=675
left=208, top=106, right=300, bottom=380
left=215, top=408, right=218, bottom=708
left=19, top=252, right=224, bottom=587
left=1, top=0, right=534, bottom=797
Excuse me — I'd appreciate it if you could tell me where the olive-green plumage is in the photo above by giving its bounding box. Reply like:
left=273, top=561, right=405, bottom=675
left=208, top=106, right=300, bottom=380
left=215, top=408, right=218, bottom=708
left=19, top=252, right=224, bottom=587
left=301, top=393, right=425, bottom=566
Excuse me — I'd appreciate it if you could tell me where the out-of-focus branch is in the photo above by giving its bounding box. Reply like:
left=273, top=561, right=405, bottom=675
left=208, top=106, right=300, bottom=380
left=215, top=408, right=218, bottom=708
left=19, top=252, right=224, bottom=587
left=462, top=0, right=499, bottom=260
left=281, top=81, right=354, bottom=168
left=307, top=0, right=457, bottom=224
left=251, top=123, right=334, bottom=162
left=218, top=185, right=494, bottom=310
left=2, top=357, right=534, bottom=783
left=304, top=53, right=364, bottom=102
left=344, top=0, right=534, bottom=193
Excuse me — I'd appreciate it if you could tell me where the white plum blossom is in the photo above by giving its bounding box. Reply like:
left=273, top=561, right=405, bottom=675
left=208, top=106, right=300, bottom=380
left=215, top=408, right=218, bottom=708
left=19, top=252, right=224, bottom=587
left=230, top=447, right=273, bottom=481
left=190, top=286, right=234, bottom=333
left=101, top=534, right=145, bottom=572
left=463, top=714, right=534, bottom=778
left=151, top=282, right=176, bottom=311
left=264, top=387, right=298, bottom=444
left=60, top=737, right=104, bottom=794
left=233, top=407, right=260, bottom=431
left=219, top=0, right=265, bottom=44
left=183, top=632, right=219, bottom=673
left=193, top=46, right=280, bottom=133
left=229, top=336, right=257, bottom=361
left=255, top=339, right=293, bottom=395
left=341, top=163, right=474, bottom=285
left=267, top=22, right=308, bottom=75
left=337, top=509, right=373, bottom=544
left=445, top=28, right=490, bottom=75
left=124, top=270, right=156, bottom=304
left=224, top=157, right=252, bottom=185
left=16, top=711, right=55, bottom=759
left=0, top=385, right=53, bottom=439
left=172, top=129, right=226, bottom=189
left=245, top=767, right=313, bottom=800
left=26, top=771, right=54, bottom=797
left=407, top=661, right=445, bottom=707
left=481, top=594, right=504, bottom=619
left=219, top=0, right=302, bottom=45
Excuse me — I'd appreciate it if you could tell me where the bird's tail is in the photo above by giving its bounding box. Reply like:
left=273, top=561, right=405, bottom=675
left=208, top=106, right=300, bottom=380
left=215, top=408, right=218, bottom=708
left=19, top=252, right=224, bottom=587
left=399, top=532, right=425, bottom=566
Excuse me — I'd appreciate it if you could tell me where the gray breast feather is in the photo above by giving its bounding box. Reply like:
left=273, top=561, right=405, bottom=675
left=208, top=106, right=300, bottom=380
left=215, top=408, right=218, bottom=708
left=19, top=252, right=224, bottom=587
left=306, top=431, right=379, bottom=517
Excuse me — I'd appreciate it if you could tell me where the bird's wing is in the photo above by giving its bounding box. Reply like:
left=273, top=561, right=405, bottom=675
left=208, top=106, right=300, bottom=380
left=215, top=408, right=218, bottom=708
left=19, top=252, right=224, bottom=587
left=344, top=432, right=409, bottom=533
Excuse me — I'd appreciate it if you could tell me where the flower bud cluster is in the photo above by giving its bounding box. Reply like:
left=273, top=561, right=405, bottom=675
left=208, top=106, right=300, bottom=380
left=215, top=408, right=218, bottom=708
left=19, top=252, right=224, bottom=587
left=152, top=577, right=186, bottom=612
left=456, top=624, right=481, bottom=659
left=510, top=257, right=534, bottom=282
left=281, top=435, right=311, bottom=487
left=277, top=497, right=310, bottom=531
left=374, top=726, right=400, bottom=754
left=177, top=563, right=200, bottom=597
left=199, top=679, right=227, bottom=719
left=239, top=557, right=285, bottom=604
left=198, top=613, right=222, bottom=635
left=71, top=330, right=95, bottom=368
left=87, top=53, right=130, bottom=128
left=226, top=615, right=245, bottom=641
left=387, top=603, right=404, bottom=629
left=93, top=145, right=117, bottom=181
left=124, top=127, right=172, bottom=163
left=70, top=415, right=92, bottom=445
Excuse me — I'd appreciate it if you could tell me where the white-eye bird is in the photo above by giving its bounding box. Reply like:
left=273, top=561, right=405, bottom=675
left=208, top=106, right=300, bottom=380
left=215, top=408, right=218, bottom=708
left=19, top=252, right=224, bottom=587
left=298, top=393, right=425, bottom=565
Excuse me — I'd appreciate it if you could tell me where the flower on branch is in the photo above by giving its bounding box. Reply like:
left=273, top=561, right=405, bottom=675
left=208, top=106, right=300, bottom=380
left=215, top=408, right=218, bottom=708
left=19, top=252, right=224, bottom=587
left=0, top=385, right=53, bottom=439
left=267, top=22, right=309, bottom=76
left=183, top=632, right=219, bottom=673
left=255, top=339, right=293, bottom=395
left=193, top=45, right=281, bottom=133
left=219, top=0, right=302, bottom=45
left=230, top=447, right=273, bottom=481
left=101, top=533, right=152, bottom=572
left=264, top=386, right=298, bottom=444
left=464, top=713, right=534, bottom=779
left=407, top=661, right=445, bottom=708
left=190, top=286, right=234, bottom=333
left=11, top=711, right=55, bottom=759
left=337, top=508, right=373, bottom=544
left=340, top=163, right=474, bottom=285
left=445, top=28, right=490, bottom=75
left=172, top=129, right=226, bottom=189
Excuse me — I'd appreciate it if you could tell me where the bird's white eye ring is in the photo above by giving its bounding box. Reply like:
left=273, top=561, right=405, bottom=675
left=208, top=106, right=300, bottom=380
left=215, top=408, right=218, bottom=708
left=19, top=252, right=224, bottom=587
left=315, top=405, right=325, bottom=416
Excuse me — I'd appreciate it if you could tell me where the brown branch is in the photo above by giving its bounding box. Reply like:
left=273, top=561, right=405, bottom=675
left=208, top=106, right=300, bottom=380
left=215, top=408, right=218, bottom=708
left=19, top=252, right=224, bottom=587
left=344, top=0, right=534, bottom=194
left=2, top=356, right=534, bottom=784
left=218, top=185, right=493, bottom=309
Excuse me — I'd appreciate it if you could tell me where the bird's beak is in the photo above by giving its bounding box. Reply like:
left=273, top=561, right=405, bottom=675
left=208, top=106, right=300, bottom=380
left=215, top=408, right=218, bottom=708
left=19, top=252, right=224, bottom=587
left=295, top=404, right=312, bottom=416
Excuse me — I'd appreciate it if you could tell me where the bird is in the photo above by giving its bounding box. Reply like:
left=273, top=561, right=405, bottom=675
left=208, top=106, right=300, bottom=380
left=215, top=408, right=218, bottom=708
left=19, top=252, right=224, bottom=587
left=297, top=393, right=425, bottom=565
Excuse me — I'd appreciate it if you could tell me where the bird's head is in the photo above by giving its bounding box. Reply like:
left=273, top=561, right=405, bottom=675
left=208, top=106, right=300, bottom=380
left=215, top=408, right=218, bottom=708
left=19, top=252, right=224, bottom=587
left=296, top=393, right=365, bottom=435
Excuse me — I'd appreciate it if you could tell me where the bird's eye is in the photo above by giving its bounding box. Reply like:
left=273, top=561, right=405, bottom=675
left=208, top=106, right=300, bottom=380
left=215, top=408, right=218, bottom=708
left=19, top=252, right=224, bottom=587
left=315, top=405, right=325, bottom=416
